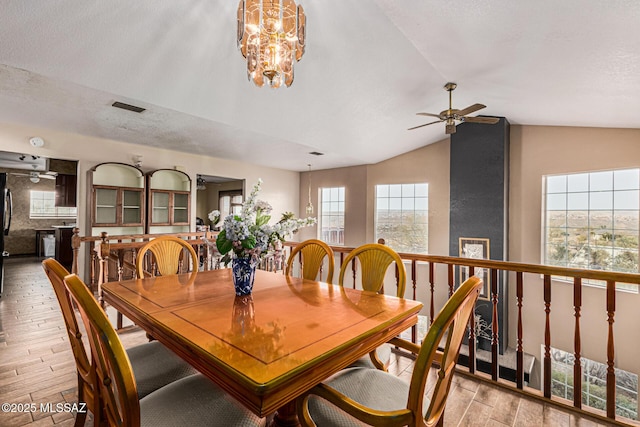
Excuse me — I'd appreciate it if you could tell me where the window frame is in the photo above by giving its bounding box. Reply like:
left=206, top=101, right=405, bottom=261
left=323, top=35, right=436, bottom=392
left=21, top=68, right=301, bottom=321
left=30, top=190, right=77, bottom=219
left=319, top=186, right=345, bottom=245
left=374, top=182, right=429, bottom=255
left=542, top=168, right=639, bottom=291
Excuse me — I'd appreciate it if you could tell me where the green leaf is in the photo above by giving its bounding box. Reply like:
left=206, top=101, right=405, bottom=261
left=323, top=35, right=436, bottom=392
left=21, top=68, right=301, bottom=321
left=256, top=214, right=271, bottom=227
left=216, top=230, right=233, bottom=255
left=242, top=235, right=256, bottom=249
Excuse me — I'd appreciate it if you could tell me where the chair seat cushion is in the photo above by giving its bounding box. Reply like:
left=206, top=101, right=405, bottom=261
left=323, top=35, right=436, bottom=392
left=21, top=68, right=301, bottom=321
left=308, top=367, right=426, bottom=426
left=348, top=344, right=392, bottom=370
left=140, top=374, right=265, bottom=427
left=127, top=341, right=198, bottom=398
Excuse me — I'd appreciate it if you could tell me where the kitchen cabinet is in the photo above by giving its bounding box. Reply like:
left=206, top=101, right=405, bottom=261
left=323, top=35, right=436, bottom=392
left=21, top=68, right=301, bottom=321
left=55, top=173, right=77, bottom=207
left=53, top=226, right=74, bottom=271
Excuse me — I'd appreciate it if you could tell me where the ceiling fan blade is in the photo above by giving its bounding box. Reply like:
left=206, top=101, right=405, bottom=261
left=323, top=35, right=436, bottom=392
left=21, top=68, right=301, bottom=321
left=463, top=116, right=500, bottom=124
left=39, top=174, right=56, bottom=180
left=456, top=103, right=486, bottom=117
left=408, top=120, right=443, bottom=130
left=416, top=112, right=442, bottom=119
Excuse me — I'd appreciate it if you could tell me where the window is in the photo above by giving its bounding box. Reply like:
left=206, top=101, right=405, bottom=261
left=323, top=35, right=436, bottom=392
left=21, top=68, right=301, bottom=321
left=320, top=187, right=345, bottom=245
left=30, top=191, right=77, bottom=218
left=543, top=169, right=639, bottom=289
left=550, top=346, right=637, bottom=420
left=219, top=190, right=243, bottom=220
left=375, top=183, right=428, bottom=254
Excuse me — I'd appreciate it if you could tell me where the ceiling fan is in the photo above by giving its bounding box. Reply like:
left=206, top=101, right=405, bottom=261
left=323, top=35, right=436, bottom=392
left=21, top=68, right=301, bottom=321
left=409, top=82, right=499, bottom=134
left=11, top=171, right=57, bottom=183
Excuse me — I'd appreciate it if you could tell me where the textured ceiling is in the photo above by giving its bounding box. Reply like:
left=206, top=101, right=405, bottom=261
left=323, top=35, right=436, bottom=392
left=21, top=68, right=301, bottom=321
left=0, top=0, right=639, bottom=171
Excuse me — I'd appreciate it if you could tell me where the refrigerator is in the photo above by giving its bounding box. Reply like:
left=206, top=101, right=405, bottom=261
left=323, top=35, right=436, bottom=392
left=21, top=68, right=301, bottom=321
left=1, top=172, right=12, bottom=295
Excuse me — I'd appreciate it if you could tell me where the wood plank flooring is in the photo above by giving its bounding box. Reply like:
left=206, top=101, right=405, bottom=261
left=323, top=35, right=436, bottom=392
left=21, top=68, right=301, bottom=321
left=0, top=257, right=623, bottom=426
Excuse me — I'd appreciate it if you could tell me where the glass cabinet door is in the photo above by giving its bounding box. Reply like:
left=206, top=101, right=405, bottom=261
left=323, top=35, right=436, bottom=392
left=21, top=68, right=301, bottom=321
left=172, top=193, right=189, bottom=224
left=151, top=191, right=170, bottom=224
left=122, top=190, right=143, bottom=225
left=95, top=188, right=118, bottom=224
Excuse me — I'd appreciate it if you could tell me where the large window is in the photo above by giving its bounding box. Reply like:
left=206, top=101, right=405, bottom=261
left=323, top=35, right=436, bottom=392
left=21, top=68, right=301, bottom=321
left=543, top=169, right=639, bottom=288
left=550, top=346, right=637, bottom=420
left=30, top=191, right=77, bottom=219
left=375, top=183, right=428, bottom=254
left=320, top=187, right=345, bottom=245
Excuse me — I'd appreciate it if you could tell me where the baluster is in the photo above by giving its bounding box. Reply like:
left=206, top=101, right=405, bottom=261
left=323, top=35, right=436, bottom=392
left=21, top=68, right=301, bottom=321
left=491, top=268, right=499, bottom=381
left=543, top=274, right=552, bottom=398
left=516, top=272, right=524, bottom=389
left=573, top=277, right=582, bottom=409
left=411, top=260, right=417, bottom=343
left=429, top=262, right=435, bottom=326
left=447, top=264, right=454, bottom=297
left=468, top=266, right=476, bottom=374
left=606, top=280, right=616, bottom=419
left=351, top=257, right=357, bottom=289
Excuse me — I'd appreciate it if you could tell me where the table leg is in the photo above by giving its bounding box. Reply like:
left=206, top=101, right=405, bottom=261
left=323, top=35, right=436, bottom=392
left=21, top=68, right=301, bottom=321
left=270, top=401, right=300, bottom=427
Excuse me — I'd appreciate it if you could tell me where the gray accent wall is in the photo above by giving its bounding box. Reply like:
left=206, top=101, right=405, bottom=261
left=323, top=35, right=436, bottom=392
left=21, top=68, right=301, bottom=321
left=449, top=117, right=510, bottom=354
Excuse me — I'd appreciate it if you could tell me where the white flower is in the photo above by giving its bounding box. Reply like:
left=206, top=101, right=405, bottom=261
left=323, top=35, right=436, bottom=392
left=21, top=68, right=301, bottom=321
left=215, top=179, right=316, bottom=264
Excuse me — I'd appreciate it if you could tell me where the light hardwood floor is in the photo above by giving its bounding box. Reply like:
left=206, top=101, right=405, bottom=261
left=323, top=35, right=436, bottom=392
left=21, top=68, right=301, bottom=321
left=0, top=257, right=620, bottom=426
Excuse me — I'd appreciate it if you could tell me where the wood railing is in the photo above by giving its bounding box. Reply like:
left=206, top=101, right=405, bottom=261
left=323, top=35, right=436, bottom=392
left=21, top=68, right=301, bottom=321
left=283, top=241, right=640, bottom=426
left=69, top=233, right=640, bottom=425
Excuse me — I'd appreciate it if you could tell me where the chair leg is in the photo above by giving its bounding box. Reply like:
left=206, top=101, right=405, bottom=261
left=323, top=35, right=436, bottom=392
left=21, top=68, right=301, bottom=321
left=74, top=376, right=88, bottom=427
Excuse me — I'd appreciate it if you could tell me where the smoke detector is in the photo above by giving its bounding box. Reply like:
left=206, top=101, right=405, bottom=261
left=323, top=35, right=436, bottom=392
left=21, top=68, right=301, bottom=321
left=29, top=137, right=44, bottom=147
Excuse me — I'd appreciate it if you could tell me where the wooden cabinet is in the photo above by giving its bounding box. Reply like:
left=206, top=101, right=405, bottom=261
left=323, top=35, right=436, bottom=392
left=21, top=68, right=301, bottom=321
left=147, top=169, right=191, bottom=233
left=88, top=163, right=146, bottom=234
left=149, top=190, right=190, bottom=225
left=53, top=226, right=74, bottom=271
left=93, top=186, right=144, bottom=226
left=55, top=173, right=77, bottom=207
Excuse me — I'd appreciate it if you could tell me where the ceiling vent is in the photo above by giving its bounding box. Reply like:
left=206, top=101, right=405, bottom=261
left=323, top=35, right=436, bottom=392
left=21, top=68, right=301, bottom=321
left=309, top=151, right=324, bottom=156
left=111, top=101, right=146, bottom=113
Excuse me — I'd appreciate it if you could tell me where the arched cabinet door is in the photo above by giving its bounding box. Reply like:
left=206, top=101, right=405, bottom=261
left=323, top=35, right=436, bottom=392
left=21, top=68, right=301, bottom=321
left=146, top=169, right=191, bottom=233
left=89, top=163, right=145, bottom=230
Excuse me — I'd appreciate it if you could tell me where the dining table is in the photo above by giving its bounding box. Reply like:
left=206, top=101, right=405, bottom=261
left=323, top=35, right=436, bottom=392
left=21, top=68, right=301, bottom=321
left=101, top=268, right=423, bottom=427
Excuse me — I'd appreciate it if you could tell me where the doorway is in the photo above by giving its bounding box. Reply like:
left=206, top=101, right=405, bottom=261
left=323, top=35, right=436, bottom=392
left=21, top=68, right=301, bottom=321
left=195, top=175, right=244, bottom=231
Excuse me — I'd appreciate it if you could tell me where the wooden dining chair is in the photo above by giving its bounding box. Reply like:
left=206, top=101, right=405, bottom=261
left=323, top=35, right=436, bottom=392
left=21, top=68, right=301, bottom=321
left=338, top=243, right=407, bottom=370
left=42, top=259, right=198, bottom=426
left=62, top=272, right=267, bottom=427
left=285, top=239, right=335, bottom=284
left=297, top=276, right=483, bottom=427
left=135, top=235, right=199, bottom=278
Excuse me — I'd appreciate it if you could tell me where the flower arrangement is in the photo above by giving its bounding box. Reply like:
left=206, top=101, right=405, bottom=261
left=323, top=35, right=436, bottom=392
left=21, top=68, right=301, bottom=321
left=212, top=179, right=316, bottom=265
left=208, top=210, right=221, bottom=229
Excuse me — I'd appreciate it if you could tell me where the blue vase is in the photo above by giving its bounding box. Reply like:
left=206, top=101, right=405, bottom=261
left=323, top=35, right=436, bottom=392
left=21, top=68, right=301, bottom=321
left=231, top=257, right=257, bottom=296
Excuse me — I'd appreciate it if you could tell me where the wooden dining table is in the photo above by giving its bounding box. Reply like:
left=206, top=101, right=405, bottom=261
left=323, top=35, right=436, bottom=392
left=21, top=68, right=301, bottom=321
left=101, top=268, right=423, bottom=427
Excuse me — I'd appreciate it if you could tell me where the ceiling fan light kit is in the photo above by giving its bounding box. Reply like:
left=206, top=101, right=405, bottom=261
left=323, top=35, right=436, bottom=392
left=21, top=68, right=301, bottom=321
left=409, top=82, right=500, bottom=134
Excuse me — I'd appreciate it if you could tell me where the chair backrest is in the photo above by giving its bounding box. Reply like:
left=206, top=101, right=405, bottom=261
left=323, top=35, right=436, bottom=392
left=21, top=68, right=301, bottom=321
left=41, top=259, right=96, bottom=412
left=285, top=239, right=335, bottom=284
left=338, top=243, right=406, bottom=297
left=408, top=276, right=482, bottom=426
left=135, top=236, right=198, bottom=278
left=64, top=273, right=140, bottom=427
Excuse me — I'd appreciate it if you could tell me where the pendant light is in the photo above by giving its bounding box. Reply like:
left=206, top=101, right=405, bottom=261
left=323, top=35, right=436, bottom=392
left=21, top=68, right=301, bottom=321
left=305, top=164, right=314, bottom=215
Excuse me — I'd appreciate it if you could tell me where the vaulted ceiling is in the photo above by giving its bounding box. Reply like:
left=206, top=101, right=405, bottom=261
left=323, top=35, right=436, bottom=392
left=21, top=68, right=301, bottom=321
left=0, top=1, right=639, bottom=171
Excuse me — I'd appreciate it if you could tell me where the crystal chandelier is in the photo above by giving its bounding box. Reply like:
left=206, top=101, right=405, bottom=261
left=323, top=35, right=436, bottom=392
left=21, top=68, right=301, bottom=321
left=237, top=0, right=306, bottom=88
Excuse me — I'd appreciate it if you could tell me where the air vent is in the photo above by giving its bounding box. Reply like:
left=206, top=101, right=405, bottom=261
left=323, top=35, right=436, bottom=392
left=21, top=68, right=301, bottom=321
left=111, top=101, right=146, bottom=113
left=309, top=151, right=324, bottom=156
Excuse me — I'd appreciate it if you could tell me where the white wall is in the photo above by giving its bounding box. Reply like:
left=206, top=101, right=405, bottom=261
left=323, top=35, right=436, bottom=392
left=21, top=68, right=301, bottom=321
left=0, top=121, right=300, bottom=272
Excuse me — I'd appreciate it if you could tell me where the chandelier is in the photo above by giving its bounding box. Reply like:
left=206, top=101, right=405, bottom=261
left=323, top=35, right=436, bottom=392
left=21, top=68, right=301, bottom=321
left=237, top=0, right=306, bottom=88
